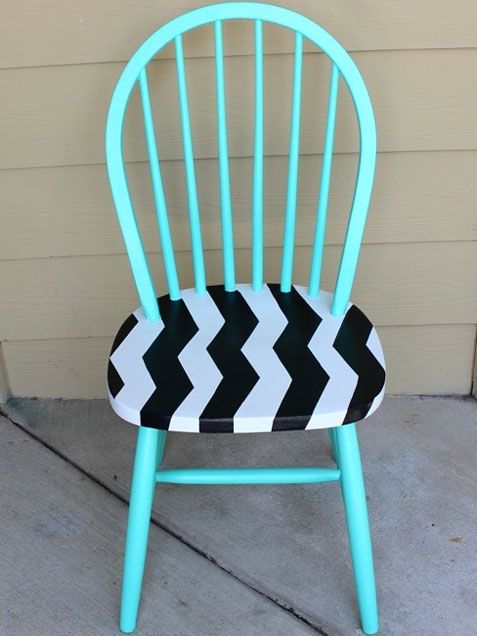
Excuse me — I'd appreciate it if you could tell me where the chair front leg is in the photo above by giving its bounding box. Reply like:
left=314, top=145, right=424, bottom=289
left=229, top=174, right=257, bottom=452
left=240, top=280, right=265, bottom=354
left=120, top=426, right=166, bottom=633
left=335, top=423, right=378, bottom=635
left=328, top=427, right=339, bottom=465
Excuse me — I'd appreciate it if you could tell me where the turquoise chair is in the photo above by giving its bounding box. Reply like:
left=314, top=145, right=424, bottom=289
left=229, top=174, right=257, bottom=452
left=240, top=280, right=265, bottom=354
left=105, top=3, right=385, bottom=633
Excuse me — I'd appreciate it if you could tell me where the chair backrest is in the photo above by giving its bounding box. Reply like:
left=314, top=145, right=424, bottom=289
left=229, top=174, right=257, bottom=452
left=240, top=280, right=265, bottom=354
left=105, top=2, right=377, bottom=322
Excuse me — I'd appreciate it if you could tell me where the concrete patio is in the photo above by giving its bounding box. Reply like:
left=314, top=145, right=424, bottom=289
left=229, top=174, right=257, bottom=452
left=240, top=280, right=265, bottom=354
left=1, top=395, right=475, bottom=635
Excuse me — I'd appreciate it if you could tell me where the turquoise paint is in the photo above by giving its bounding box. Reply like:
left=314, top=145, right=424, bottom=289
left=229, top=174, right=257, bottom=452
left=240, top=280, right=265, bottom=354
left=175, top=34, right=207, bottom=294
left=328, top=426, right=340, bottom=466
left=214, top=20, right=236, bottom=291
left=155, top=466, right=340, bottom=485
left=105, top=113, right=160, bottom=320
left=336, top=424, right=379, bottom=634
left=252, top=19, right=264, bottom=291
left=280, top=31, right=303, bottom=293
left=309, top=64, right=339, bottom=297
left=139, top=69, right=181, bottom=300
left=106, top=1, right=376, bottom=316
left=107, top=4, right=379, bottom=633
left=120, top=427, right=165, bottom=633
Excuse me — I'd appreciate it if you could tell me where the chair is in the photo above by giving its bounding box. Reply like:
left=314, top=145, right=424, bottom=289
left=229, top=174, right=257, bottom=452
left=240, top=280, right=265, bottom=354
left=105, top=3, right=384, bottom=633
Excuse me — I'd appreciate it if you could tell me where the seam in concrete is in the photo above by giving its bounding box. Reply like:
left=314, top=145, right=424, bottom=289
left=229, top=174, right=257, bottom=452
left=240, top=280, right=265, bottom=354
left=0, top=405, right=329, bottom=636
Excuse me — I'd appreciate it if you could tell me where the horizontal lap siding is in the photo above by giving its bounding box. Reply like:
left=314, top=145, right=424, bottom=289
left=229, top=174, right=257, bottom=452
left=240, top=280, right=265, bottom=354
left=2, top=0, right=477, bottom=68
left=1, top=4, right=476, bottom=397
left=0, top=243, right=476, bottom=341
left=4, top=325, right=475, bottom=398
left=1, top=151, right=476, bottom=260
left=1, top=50, right=477, bottom=170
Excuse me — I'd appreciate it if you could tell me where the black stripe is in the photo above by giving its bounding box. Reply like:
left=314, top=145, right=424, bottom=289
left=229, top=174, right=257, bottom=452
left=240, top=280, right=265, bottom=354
left=268, top=285, right=329, bottom=431
left=199, top=287, right=259, bottom=432
left=333, top=305, right=385, bottom=423
left=110, top=313, right=139, bottom=355
left=140, top=297, right=198, bottom=428
left=107, top=360, right=124, bottom=398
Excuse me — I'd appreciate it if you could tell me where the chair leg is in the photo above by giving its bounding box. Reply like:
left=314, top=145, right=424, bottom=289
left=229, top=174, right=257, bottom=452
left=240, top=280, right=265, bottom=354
left=120, top=426, right=166, bottom=633
left=155, top=428, right=167, bottom=470
left=335, top=424, right=378, bottom=635
left=328, top=428, right=339, bottom=465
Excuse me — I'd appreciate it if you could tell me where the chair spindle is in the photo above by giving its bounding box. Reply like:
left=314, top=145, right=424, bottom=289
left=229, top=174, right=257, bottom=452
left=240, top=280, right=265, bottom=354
left=139, top=68, right=181, bottom=300
left=281, top=31, right=303, bottom=292
left=214, top=20, right=235, bottom=291
left=174, top=34, right=206, bottom=294
left=308, top=63, right=339, bottom=297
left=252, top=19, right=264, bottom=291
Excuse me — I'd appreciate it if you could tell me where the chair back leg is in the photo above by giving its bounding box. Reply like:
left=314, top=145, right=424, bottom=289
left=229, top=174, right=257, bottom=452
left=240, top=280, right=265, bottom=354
left=120, top=427, right=166, bottom=633
left=335, top=424, right=378, bottom=635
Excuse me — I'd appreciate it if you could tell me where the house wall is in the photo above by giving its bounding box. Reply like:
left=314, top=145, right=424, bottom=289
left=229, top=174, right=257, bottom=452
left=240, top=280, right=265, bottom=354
left=1, top=1, right=476, bottom=398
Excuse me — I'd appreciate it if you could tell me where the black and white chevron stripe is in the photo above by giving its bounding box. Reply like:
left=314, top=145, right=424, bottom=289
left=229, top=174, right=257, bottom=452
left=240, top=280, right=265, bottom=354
left=108, top=284, right=386, bottom=433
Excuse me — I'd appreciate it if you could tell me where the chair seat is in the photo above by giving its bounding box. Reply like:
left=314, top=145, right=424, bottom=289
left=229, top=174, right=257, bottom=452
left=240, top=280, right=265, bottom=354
left=108, top=284, right=385, bottom=433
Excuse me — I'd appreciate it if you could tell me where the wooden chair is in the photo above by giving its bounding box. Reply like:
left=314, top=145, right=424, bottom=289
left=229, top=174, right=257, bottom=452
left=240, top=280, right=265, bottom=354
left=105, top=3, right=384, bottom=633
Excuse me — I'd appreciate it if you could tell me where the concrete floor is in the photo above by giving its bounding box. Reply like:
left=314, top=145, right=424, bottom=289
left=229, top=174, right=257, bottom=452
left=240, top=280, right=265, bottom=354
left=0, top=396, right=476, bottom=635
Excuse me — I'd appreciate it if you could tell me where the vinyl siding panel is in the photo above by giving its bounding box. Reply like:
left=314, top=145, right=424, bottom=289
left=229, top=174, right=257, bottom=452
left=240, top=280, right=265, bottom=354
left=1, top=3, right=476, bottom=397
left=4, top=325, right=474, bottom=398
left=0, top=242, right=475, bottom=341
left=2, top=0, right=477, bottom=69
left=1, top=49, right=476, bottom=171
left=0, top=151, right=476, bottom=260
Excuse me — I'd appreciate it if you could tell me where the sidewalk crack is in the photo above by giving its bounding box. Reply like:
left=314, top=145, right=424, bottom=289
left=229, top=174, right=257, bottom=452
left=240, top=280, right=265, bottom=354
left=0, top=405, right=330, bottom=635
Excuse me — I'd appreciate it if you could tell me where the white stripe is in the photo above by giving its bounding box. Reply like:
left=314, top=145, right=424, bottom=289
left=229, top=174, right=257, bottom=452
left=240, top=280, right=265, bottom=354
left=233, top=284, right=291, bottom=433
left=366, top=327, right=386, bottom=368
left=109, top=309, right=164, bottom=425
left=168, top=289, right=225, bottom=432
left=294, top=287, right=358, bottom=429
left=364, top=328, right=386, bottom=418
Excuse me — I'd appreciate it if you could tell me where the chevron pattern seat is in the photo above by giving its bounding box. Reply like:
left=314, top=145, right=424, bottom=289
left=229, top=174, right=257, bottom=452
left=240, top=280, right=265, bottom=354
left=108, top=285, right=385, bottom=433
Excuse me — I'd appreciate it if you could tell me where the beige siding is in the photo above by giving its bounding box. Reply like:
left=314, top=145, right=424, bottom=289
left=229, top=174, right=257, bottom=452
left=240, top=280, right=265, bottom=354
left=1, top=242, right=476, bottom=342
left=4, top=325, right=474, bottom=399
left=1, top=151, right=476, bottom=260
left=2, top=49, right=477, bottom=171
left=2, top=1, right=477, bottom=69
left=1, top=3, right=476, bottom=398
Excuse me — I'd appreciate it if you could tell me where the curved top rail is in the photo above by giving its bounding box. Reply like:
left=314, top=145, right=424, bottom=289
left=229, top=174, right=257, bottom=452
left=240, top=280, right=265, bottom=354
left=106, top=2, right=376, bottom=318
